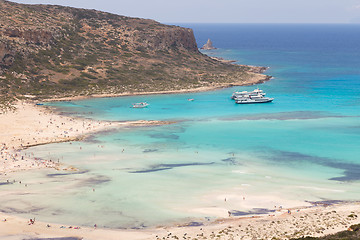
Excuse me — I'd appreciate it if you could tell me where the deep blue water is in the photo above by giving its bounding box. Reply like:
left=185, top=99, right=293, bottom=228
left=50, top=24, right=360, bottom=119
left=2, top=24, right=360, bottom=228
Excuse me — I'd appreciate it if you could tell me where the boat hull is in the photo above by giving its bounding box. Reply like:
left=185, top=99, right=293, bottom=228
left=235, top=98, right=274, bottom=104
left=132, top=106, right=148, bottom=108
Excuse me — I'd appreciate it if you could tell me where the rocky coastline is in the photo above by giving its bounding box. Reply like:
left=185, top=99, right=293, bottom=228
left=0, top=0, right=270, bottom=103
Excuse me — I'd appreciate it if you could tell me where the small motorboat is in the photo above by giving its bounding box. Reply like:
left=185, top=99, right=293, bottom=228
left=132, top=102, right=149, bottom=108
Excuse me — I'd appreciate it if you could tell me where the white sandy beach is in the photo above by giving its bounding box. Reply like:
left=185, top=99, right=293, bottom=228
left=0, top=201, right=359, bottom=239
left=0, top=101, right=359, bottom=240
left=0, top=101, right=168, bottom=174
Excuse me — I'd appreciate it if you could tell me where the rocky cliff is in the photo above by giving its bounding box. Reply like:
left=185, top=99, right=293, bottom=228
left=0, top=0, right=268, bottom=100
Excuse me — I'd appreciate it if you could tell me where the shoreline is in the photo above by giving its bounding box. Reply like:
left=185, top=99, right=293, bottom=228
left=42, top=73, right=271, bottom=102
left=0, top=102, right=173, bottom=174
left=0, top=200, right=359, bottom=239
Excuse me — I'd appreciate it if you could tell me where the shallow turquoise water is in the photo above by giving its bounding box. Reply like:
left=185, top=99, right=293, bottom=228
left=1, top=24, right=360, bottom=228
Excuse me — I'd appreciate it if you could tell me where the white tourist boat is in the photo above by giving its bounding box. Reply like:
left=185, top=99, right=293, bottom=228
left=132, top=102, right=149, bottom=108
left=231, top=88, right=265, bottom=99
left=235, top=95, right=274, bottom=104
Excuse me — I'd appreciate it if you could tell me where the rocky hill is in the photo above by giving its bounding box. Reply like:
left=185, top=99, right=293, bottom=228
left=0, top=0, right=269, bottom=102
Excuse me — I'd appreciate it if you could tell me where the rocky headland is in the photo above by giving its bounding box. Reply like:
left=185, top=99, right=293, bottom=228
left=0, top=0, right=269, bottom=106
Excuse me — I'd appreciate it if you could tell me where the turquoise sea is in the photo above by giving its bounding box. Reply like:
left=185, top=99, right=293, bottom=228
left=1, top=24, right=360, bottom=229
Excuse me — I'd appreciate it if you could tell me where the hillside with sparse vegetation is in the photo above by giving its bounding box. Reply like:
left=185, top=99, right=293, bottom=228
left=0, top=0, right=269, bottom=106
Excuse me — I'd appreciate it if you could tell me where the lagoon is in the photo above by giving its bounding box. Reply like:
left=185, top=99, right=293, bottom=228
left=1, top=24, right=360, bottom=229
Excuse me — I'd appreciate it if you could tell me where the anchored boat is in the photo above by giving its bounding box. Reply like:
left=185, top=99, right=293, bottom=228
left=231, top=88, right=265, bottom=99
left=132, top=102, right=149, bottom=108
left=235, top=95, right=274, bottom=104
left=231, top=88, right=274, bottom=104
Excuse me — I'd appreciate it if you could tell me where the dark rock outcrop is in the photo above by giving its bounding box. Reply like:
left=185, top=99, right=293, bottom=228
left=150, top=28, right=198, bottom=52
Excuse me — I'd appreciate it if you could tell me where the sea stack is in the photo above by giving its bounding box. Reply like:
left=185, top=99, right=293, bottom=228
left=201, top=39, right=217, bottom=50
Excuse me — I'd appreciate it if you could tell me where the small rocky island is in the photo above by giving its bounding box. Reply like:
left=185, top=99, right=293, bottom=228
left=201, top=39, right=217, bottom=50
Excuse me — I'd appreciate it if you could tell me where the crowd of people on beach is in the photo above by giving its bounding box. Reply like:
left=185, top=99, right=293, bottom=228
left=0, top=143, right=59, bottom=174
left=0, top=103, right=118, bottom=175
